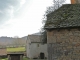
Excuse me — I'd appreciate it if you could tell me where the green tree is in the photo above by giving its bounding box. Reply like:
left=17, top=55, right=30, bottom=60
left=41, top=0, right=66, bottom=43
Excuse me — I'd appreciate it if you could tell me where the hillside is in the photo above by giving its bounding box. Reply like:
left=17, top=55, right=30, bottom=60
left=0, top=36, right=27, bottom=46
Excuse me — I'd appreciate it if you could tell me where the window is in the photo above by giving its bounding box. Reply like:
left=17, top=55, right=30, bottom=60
left=37, top=44, right=39, bottom=47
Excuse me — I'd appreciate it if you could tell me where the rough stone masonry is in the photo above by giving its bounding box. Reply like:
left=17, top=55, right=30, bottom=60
left=47, top=29, right=80, bottom=60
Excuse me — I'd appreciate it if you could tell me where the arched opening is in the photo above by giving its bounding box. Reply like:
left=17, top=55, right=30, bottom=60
left=40, top=52, right=45, bottom=59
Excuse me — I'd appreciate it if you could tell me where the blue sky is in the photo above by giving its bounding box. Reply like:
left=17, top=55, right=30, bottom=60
left=0, top=0, right=70, bottom=37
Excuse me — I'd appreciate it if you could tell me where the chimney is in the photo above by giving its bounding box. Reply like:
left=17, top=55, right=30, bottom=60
left=71, top=0, right=76, bottom=4
left=71, top=0, right=80, bottom=4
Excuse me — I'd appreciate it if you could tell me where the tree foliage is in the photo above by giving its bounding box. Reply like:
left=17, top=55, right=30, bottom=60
left=40, top=28, right=47, bottom=44
left=41, top=0, right=66, bottom=43
left=46, top=0, right=66, bottom=15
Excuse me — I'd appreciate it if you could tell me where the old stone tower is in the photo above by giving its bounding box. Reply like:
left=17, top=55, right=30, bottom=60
left=71, top=0, right=80, bottom=4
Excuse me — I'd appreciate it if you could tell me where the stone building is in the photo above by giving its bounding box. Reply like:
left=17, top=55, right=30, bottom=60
left=27, top=33, right=47, bottom=59
left=44, top=0, right=80, bottom=60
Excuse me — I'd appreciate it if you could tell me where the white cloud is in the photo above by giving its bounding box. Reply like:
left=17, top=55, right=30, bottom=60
left=20, top=0, right=26, bottom=6
left=0, top=0, right=70, bottom=37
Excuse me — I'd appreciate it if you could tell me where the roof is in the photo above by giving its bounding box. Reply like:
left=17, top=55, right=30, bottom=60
left=32, top=32, right=41, bottom=35
left=7, top=52, right=24, bottom=55
left=28, top=34, right=41, bottom=43
left=45, top=4, right=80, bottom=29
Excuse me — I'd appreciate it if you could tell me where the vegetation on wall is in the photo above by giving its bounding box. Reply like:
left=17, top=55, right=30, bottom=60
left=45, top=4, right=80, bottom=28
left=40, top=28, right=47, bottom=44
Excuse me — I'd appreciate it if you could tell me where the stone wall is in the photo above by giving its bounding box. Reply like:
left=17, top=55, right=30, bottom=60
left=27, top=34, right=48, bottom=59
left=47, top=29, right=80, bottom=60
left=27, top=43, right=47, bottom=59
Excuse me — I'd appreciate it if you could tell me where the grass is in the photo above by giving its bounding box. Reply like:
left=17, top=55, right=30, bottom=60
left=7, top=47, right=26, bottom=52
left=0, top=58, right=8, bottom=60
left=0, top=57, right=28, bottom=60
left=23, top=57, right=28, bottom=60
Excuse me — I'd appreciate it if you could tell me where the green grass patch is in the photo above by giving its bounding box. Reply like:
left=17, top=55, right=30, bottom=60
left=23, top=57, right=28, bottom=60
left=7, top=47, right=26, bottom=52
left=0, top=57, right=29, bottom=60
left=0, top=57, right=28, bottom=60
left=0, top=58, right=8, bottom=60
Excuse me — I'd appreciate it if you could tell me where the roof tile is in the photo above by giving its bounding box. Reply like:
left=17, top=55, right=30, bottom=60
left=45, top=4, right=80, bottom=29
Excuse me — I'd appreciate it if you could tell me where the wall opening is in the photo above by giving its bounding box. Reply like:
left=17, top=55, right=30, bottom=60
left=11, top=55, right=20, bottom=60
left=40, top=53, right=45, bottom=59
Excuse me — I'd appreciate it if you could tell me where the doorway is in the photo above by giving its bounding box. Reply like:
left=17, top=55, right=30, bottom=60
left=11, top=55, right=20, bottom=60
left=40, top=53, right=45, bottom=59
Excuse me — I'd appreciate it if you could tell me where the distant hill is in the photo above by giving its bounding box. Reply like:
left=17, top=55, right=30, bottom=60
left=0, top=37, right=15, bottom=45
left=0, top=36, right=27, bottom=46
